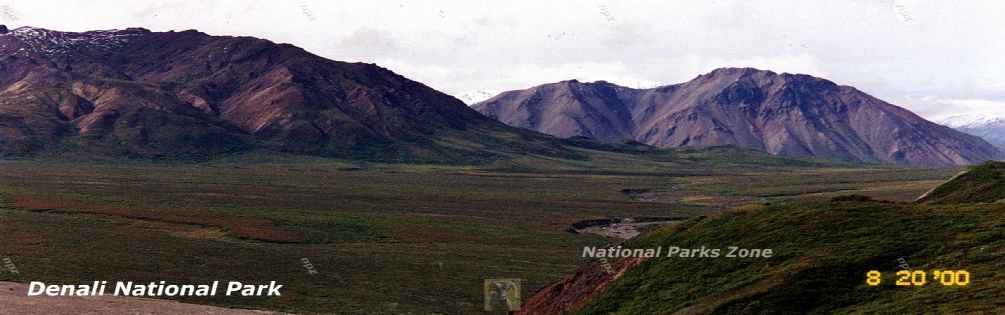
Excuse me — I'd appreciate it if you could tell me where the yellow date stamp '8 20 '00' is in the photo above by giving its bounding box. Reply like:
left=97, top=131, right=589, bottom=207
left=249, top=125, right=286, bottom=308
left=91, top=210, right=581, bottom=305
left=865, top=270, right=971, bottom=287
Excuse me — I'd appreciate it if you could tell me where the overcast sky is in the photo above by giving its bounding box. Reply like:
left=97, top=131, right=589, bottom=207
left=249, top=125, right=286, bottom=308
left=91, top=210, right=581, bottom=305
left=1, top=0, right=1002, bottom=121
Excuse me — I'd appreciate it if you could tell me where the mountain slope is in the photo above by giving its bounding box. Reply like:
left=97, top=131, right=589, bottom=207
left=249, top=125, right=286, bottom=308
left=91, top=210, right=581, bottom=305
left=520, top=196, right=1005, bottom=314
left=940, top=114, right=1005, bottom=149
left=474, top=68, right=1002, bottom=166
left=474, top=80, right=638, bottom=143
left=916, top=161, right=1005, bottom=204
left=0, top=25, right=573, bottom=161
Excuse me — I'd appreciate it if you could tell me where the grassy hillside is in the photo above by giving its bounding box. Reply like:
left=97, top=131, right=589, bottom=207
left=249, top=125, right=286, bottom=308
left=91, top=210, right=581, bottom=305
left=917, top=161, right=1005, bottom=204
left=577, top=197, right=1004, bottom=314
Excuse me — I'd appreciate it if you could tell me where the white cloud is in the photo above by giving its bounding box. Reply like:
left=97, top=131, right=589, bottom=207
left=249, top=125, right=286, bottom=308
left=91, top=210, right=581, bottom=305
left=925, top=99, right=1005, bottom=122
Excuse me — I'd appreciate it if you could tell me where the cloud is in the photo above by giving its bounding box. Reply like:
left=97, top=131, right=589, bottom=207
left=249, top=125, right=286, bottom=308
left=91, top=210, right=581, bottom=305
left=922, top=98, right=1005, bottom=121
left=330, top=27, right=400, bottom=61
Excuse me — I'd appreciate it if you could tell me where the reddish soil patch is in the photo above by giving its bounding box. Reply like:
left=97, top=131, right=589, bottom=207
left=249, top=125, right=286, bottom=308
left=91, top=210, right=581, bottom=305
left=11, top=196, right=70, bottom=211
left=13, top=234, right=44, bottom=246
left=518, top=257, right=645, bottom=315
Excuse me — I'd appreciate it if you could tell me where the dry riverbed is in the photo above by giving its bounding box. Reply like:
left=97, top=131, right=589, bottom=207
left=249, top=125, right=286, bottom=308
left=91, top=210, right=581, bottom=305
left=570, top=217, right=685, bottom=240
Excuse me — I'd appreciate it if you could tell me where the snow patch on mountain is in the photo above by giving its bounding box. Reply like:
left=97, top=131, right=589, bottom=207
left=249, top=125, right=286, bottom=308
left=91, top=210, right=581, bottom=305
left=940, top=114, right=1005, bottom=149
left=455, top=90, right=499, bottom=105
left=939, top=114, right=1005, bottom=128
left=0, top=25, right=147, bottom=58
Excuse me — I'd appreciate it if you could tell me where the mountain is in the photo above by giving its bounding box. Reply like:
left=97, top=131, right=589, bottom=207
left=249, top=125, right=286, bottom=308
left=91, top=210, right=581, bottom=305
left=474, top=68, right=1002, bottom=167
left=0, top=25, right=573, bottom=161
left=940, top=114, right=1005, bottom=149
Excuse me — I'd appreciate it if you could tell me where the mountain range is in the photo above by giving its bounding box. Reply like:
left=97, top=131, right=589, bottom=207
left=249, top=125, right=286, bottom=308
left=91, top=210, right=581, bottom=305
left=0, top=25, right=999, bottom=167
left=0, top=25, right=573, bottom=161
left=939, top=114, right=1005, bottom=149
left=474, top=68, right=1002, bottom=167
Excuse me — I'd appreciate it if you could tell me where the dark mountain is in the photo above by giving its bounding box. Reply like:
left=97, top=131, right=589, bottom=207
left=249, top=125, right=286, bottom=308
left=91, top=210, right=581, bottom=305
left=0, top=25, right=572, bottom=161
left=474, top=68, right=1002, bottom=166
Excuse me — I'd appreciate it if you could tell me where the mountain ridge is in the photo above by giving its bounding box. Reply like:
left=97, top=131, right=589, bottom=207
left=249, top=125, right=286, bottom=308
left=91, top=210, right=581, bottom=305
left=0, top=25, right=576, bottom=162
left=474, top=68, right=1002, bottom=167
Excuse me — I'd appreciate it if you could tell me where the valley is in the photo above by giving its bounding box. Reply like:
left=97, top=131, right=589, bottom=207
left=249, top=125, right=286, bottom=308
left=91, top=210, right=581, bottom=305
left=0, top=149, right=957, bottom=314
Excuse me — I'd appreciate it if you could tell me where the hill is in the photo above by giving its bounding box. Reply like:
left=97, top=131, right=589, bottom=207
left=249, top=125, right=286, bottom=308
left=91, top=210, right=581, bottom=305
left=521, top=196, right=1004, bottom=314
left=474, top=68, right=1002, bottom=167
left=916, top=161, right=1005, bottom=204
left=0, top=25, right=573, bottom=162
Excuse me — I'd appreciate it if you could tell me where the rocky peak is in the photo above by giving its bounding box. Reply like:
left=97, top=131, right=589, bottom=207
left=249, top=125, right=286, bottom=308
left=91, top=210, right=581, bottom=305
left=699, top=67, right=778, bottom=81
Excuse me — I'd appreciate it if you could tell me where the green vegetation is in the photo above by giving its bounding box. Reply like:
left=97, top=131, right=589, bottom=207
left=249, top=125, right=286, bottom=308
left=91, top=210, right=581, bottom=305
left=917, top=161, right=1005, bottom=204
left=578, top=197, right=1004, bottom=314
left=0, top=148, right=960, bottom=313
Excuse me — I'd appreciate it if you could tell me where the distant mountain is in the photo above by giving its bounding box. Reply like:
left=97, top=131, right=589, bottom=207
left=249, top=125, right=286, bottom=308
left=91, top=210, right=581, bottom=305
left=454, top=90, right=498, bottom=105
left=939, top=114, right=1005, bottom=149
left=0, top=25, right=573, bottom=161
left=474, top=68, right=1002, bottom=166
